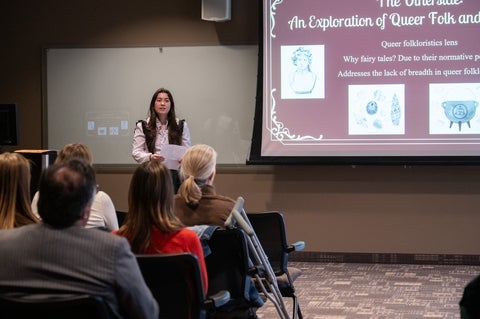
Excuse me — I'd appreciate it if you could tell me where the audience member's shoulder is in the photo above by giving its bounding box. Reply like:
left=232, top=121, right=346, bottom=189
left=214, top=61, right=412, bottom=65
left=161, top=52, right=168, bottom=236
left=202, top=187, right=235, bottom=204
left=95, top=190, right=113, bottom=201
left=87, top=227, right=128, bottom=244
left=215, top=194, right=236, bottom=204
left=178, top=227, right=200, bottom=239
left=0, top=223, right=39, bottom=244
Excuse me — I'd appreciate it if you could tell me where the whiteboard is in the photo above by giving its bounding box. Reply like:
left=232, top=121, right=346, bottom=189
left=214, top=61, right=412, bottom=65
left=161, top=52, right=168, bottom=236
left=45, top=46, right=258, bottom=164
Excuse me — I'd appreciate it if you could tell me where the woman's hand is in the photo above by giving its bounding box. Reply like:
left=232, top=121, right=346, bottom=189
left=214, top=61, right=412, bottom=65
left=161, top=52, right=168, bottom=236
left=150, top=154, right=165, bottom=162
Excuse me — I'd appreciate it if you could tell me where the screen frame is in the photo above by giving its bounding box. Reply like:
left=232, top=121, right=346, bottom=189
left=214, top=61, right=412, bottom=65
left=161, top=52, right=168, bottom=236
left=247, top=0, right=480, bottom=166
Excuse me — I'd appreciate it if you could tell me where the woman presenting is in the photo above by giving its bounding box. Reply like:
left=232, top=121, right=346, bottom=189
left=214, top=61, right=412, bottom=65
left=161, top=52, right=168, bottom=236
left=132, top=88, right=191, bottom=192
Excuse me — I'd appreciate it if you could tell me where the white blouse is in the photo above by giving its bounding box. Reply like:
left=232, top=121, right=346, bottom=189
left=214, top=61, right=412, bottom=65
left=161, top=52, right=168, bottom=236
left=131, top=117, right=192, bottom=164
left=31, top=190, right=119, bottom=231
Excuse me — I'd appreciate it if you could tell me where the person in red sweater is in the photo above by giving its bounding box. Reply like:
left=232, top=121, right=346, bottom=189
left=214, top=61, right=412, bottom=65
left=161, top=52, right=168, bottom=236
left=114, top=160, right=207, bottom=293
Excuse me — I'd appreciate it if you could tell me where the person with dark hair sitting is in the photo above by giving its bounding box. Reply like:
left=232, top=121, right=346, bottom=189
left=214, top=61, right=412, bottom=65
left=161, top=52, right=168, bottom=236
left=0, top=152, right=39, bottom=229
left=114, top=160, right=208, bottom=294
left=0, top=159, right=158, bottom=319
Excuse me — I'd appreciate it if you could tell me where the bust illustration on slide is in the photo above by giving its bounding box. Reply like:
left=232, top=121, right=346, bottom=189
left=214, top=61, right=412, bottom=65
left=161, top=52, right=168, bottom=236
left=288, top=47, right=317, bottom=94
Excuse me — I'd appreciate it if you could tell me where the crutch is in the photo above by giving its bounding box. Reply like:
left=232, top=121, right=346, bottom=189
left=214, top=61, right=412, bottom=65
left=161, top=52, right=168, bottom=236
left=225, top=197, right=293, bottom=319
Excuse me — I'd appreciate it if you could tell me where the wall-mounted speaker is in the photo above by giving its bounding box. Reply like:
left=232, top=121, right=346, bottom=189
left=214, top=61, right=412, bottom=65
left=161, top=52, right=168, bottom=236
left=201, top=0, right=231, bottom=22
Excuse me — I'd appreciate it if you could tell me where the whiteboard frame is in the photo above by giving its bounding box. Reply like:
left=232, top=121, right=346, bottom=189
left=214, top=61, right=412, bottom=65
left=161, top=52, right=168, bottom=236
left=42, top=45, right=258, bottom=166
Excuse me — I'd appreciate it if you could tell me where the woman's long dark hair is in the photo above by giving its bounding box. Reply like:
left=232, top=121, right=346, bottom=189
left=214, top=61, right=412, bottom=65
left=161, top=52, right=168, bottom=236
left=117, top=161, right=184, bottom=253
left=144, top=88, right=183, bottom=152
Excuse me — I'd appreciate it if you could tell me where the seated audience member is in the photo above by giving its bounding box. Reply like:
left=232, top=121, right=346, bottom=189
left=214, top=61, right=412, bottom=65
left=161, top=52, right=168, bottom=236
left=175, top=144, right=235, bottom=227
left=175, top=144, right=264, bottom=307
left=0, top=159, right=158, bottom=319
left=0, top=152, right=39, bottom=229
left=114, top=160, right=208, bottom=293
left=31, top=143, right=118, bottom=231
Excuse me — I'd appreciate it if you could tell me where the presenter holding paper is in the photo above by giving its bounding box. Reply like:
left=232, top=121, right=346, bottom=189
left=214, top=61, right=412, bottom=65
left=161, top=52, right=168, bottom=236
left=132, top=88, right=191, bottom=192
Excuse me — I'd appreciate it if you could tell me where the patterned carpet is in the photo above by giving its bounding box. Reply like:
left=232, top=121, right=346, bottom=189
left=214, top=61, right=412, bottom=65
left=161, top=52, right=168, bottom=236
left=255, top=262, right=480, bottom=319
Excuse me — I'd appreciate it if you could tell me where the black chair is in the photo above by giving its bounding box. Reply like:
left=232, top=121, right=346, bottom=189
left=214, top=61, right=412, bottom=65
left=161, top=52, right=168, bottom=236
left=0, top=294, right=111, bottom=319
left=115, top=210, right=127, bottom=227
left=136, top=252, right=230, bottom=319
left=247, top=211, right=305, bottom=319
left=205, top=228, right=261, bottom=319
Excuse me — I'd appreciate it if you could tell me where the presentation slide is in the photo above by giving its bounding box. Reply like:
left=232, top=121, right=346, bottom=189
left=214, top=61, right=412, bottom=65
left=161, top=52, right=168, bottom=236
left=258, top=0, right=480, bottom=162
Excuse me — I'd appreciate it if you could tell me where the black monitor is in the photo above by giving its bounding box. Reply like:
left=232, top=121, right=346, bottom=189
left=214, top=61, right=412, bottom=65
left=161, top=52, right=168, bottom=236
left=0, top=104, right=19, bottom=146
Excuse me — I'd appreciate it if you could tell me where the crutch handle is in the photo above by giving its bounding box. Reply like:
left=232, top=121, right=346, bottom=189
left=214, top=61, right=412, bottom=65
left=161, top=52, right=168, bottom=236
left=225, top=196, right=244, bottom=228
left=231, top=209, right=254, bottom=235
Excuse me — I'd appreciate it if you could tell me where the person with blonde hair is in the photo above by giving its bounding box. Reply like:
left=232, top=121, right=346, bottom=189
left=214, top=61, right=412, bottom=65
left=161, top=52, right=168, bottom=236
left=175, top=144, right=265, bottom=307
left=175, top=144, right=236, bottom=227
left=0, top=152, right=39, bottom=229
left=114, top=160, right=208, bottom=293
left=54, top=142, right=93, bottom=163
left=31, top=143, right=118, bottom=231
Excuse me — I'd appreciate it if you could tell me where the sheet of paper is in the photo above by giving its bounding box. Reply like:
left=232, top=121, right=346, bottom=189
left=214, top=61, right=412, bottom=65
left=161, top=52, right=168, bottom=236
left=158, top=144, right=188, bottom=170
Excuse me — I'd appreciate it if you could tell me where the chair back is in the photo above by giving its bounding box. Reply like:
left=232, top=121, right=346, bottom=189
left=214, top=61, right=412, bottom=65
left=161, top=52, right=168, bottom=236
left=246, top=211, right=289, bottom=276
left=0, top=294, right=111, bottom=319
left=136, top=253, right=206, bottom=319
left=205, top=228, right=253, bottom=313
left=115, top=210, right=127, bottom=227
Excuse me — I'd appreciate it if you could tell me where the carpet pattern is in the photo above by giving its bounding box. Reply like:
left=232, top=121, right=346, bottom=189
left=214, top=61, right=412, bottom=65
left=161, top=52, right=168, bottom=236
left=255, top=262, right=480, bottom=319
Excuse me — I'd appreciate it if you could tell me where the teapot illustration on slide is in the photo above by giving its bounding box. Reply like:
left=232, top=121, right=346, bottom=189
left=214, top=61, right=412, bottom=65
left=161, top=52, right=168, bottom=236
left=442, top=100, right=478, bottom=131
left=441, top=86, right=479, bottom=131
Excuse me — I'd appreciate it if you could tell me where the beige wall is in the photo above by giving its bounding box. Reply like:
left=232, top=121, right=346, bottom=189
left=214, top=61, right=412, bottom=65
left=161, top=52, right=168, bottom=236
left=2, top=0, right=480, bottom=255
left=97, top=163, right=480, bottom=255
